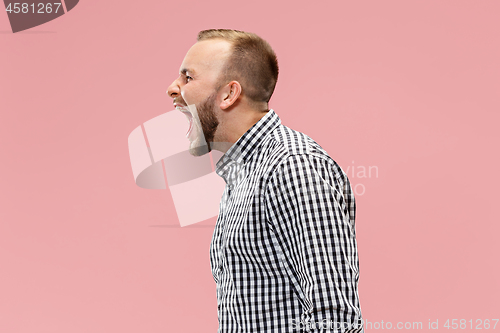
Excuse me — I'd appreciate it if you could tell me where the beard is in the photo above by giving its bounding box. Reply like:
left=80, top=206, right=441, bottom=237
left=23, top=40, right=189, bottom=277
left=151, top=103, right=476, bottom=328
left=188, top=92, right=219, bottom=156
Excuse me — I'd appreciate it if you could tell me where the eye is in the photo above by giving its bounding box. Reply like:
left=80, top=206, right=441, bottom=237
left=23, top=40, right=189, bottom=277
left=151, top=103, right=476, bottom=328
left=186, top=75, right=193, bottom=82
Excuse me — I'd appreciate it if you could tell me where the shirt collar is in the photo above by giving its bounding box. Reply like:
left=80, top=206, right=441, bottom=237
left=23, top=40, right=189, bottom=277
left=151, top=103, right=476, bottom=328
left=215, top=109, right=281, bottom=182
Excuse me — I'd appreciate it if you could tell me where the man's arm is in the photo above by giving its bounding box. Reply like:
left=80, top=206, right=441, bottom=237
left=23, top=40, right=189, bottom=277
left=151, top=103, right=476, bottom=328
left=265, top=153, right=362, bottom=332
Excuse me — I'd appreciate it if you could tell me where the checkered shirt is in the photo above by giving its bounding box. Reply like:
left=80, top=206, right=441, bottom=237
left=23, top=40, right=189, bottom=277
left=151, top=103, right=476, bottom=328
left=210, top=109, right=363, bottom=332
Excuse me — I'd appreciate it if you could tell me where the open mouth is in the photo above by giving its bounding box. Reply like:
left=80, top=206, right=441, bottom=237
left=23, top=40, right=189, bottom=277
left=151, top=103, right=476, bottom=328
left=176, top=106, right=194, bottom=137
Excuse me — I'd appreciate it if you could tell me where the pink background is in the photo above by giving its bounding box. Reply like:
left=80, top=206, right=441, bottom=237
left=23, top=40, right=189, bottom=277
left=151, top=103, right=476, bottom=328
left=1, top=1, right=499, bottom=332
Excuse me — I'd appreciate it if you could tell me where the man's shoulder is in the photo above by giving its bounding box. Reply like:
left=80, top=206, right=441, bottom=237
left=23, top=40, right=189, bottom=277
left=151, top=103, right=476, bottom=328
left=268, top=123, right=332, bottom=161
left=263, top=124, right=346, bottom=184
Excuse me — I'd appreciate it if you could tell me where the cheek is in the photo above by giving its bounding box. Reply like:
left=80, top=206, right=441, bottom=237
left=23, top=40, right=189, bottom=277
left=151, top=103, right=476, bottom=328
left=181, top=85, right=201, bottom=106
left=180, top=89, right=190, bottom=105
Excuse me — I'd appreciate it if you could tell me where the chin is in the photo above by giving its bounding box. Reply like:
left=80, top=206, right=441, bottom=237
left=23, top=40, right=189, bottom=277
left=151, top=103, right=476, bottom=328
left=187, top=122, right=211, bottom=156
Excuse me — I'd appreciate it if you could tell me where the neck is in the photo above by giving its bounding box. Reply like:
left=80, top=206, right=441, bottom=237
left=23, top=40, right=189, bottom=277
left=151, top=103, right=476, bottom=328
left=212, top=107, right=269, bottom=153
left=210, top=141, right=234, bottom=153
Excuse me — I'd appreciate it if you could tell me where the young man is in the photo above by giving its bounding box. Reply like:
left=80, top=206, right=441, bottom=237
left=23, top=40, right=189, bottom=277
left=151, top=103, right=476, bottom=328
left=167, top=29, right=363, bottom=333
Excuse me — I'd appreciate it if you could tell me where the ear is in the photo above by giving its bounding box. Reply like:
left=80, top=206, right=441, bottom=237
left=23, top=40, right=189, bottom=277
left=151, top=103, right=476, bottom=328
left=219, top=81, right=242, bottom=110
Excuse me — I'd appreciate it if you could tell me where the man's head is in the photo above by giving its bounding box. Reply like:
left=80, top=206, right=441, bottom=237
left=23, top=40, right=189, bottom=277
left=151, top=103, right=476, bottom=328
left=196, top=29, right=279, bottom=106
left=167, top=29, right=279, bottom=156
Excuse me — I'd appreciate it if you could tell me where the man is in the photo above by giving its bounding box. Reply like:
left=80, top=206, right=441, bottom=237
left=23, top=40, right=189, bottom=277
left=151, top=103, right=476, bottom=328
left=167, top=29, right=363, bottom=333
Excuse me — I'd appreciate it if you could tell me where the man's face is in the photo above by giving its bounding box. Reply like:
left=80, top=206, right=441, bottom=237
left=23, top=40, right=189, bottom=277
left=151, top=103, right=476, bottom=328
left=167, top=39, right=232, bottom=156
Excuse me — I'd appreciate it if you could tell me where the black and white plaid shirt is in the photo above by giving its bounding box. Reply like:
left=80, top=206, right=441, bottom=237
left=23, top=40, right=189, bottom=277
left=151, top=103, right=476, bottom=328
left=210, top=109, right=363, bottom=333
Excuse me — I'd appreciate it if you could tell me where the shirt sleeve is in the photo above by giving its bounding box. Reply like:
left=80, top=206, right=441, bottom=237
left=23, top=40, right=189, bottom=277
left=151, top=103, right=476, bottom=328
left=265, top=153, right=362, bottom=332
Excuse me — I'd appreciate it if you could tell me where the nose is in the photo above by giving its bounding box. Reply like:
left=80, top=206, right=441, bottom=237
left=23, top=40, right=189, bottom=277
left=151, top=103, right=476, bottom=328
left=167, top=77, right=181, bottom=98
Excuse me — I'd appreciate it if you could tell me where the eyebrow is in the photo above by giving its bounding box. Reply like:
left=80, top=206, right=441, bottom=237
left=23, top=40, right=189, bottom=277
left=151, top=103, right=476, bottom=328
left=180, top=68, right=196, bottom=76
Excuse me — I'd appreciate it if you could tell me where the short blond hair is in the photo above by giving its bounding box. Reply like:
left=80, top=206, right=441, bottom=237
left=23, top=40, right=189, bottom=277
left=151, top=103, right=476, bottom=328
left=197, top=29, right=279, bottom=104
